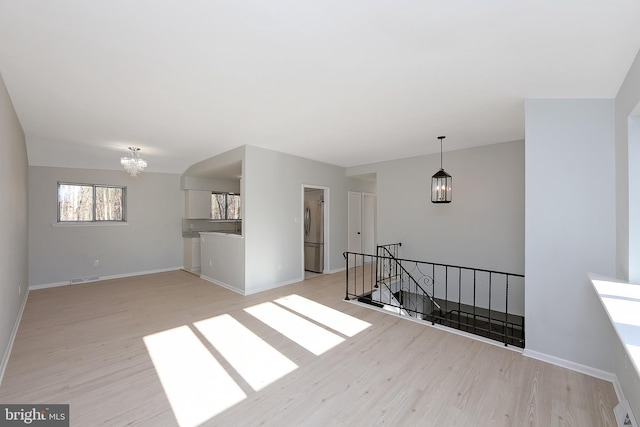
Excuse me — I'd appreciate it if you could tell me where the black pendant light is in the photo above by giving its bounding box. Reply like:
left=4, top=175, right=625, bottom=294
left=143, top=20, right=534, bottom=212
left=431, top=136, right=452, bottom=203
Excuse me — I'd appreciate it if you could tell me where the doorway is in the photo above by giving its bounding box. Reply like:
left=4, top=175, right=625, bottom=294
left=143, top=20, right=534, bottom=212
left=303, top=185, right=329, bottom=278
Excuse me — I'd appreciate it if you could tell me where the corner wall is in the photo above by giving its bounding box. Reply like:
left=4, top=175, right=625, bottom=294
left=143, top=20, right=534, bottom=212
left=0, top=72, right=28, bottom=382
left=617, top=48, right=640, bottom=282
left=614, top=47, right=640, bottom=416
left=524, top=99, right=617, bottom=372
left=242, top=146, right=359, bottom=294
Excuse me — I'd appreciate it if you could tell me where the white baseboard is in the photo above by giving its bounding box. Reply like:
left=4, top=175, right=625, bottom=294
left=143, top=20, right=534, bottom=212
left=201, top=275, right=306, bottom=296
left=328, top=267, right=346, bottom=274
left=29, top=267, right=183, bottom=291
left=29, top=281, right=70, bottom=290
left=200, top=275, right=245, bottom=295
left=612, top=375, right=625, bottom=404
left=100, top=267, right=182, bottom=281
left=523, top=349, right=617, bottom=383
left=0, top=289, right=29, bottom=387
left=244, top=277, right=302, bottom=295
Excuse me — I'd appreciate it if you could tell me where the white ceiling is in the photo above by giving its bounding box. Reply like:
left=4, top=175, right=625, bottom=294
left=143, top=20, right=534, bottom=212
left=1, top=1, right=639, bottom=175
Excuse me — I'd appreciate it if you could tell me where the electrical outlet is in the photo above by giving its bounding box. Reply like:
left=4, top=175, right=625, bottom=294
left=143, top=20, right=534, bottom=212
left=278, top=264, right=283, bottom=271
left=18, top=285, right=21, bottom=296
left=93, top=259, right=100, bottom=267
left=209, top=260, right=212, bottom=267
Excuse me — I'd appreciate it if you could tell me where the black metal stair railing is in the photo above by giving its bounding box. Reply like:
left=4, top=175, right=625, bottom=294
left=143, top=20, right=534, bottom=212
left=344, top=244, right=525, bottom=348
left=376, top=243, right=441, bottom=313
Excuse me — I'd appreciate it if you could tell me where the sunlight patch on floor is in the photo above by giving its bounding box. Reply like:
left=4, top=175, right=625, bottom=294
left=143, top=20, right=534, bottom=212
left=244, top=302, right=344, bottom=355
left=143, top=326, right=246, bottom=427
left=274, top=294, right=371, bottom=337
left=194, top=314, right=298, bottom=391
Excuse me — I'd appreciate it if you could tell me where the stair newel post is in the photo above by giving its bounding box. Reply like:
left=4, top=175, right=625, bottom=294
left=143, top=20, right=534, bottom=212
left=344, top=252, right=350, bottom=301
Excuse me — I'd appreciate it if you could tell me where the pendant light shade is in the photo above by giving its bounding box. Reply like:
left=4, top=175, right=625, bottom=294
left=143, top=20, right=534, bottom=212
left=431, top=136, right=452, bottom=203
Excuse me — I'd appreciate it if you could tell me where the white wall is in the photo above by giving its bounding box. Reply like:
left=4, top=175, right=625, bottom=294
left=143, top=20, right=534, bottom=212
left=181, top=175, right=240, bottom=193
left=614, top=48, right=640, bottom=416
left=29, top=167, right=183, bottom=287
left=200, top=233, right=245, bottom=292
left=617, top=48, right=640, bottom=282
left=242, top=145, right=361, bottom=293
left=630, top=116, right=640, bottom=283
left=348, top=140, right=525, bottom=274
left=0, top=72, right=28, bottom=382
left=524, top=99, right=617, bottom=372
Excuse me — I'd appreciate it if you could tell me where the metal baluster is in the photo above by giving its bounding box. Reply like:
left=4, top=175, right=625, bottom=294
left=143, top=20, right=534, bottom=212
left=504, top=274, right=509, bottom=347
left=457, top=267, right=461, bottom=330
left=432, top=263, right=436, bottom=325
left=445, top=266, right=449, bottom=327
left=473, top=270, right=477, bottom=335
left=488, top=272, right=492, bottom=341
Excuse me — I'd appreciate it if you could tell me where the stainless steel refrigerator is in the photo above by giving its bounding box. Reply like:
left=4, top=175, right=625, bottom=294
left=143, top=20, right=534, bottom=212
left=304, top=200, right=324, bottom=273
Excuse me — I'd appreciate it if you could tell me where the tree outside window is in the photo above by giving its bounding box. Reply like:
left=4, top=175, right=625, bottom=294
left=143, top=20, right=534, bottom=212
left=211, top=192, right=241, bottom=220
left=58, top=183, right=125, bottom=222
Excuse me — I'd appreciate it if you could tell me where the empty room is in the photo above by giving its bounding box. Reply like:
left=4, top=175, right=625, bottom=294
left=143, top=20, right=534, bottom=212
left=1, top=2, right=640, bottom=426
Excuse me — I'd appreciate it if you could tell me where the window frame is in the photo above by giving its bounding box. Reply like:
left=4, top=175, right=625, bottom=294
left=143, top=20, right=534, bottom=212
left=57, top=182, right=127, bottom=223
left=211, top=192, right=241, bottom=220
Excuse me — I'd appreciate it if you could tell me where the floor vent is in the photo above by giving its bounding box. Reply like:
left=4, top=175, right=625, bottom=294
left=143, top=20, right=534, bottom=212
left=70, top=276, right=100, bottom=284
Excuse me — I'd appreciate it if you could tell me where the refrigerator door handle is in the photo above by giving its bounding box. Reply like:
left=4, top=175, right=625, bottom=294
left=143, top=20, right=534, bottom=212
left=304, top=207, right=311, bottom=236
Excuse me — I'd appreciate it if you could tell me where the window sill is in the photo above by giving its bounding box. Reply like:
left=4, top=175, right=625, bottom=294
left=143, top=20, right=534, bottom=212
left=590, top=273, right=640, bottom=376
left=51, top=222, right=130, bottom=227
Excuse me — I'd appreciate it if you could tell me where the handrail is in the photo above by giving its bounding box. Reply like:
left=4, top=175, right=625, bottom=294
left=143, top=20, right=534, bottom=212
left=346, top=250, right=523, bottom=280
left=343, top=246, right=525, bottom=348
left=377, top=245, right=441, bottom=311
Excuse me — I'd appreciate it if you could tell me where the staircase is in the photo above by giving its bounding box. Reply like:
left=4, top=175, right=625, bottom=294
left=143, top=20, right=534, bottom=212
left=344, top=243, right=525, bottom=348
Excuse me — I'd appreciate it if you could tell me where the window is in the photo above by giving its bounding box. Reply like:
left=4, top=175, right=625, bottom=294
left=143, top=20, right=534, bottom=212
left=58, top=183, right=126, bottom=222
left=211, top=192, right=241, bottom=220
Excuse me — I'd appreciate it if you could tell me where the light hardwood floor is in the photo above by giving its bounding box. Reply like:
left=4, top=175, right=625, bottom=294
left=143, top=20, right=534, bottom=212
left=0, top=270, right=618, bottom=426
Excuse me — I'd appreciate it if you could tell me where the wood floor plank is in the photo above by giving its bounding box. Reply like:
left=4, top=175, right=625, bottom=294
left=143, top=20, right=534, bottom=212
left=0, top=270, right=618, bottom=426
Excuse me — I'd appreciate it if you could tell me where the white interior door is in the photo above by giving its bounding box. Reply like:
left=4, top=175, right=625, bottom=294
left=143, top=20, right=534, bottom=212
left=348, top=191, right=377, bottom=268
left=348, top=192, right=362, bottom=265
left=362, top=193, right=377, bottom=255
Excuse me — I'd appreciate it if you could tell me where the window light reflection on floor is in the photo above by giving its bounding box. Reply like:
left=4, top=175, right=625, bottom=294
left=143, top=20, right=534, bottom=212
left=274, top=294, right=371, bottom=337
left=194, top=314, right=298, bottom=391
left=244, top=302, right=344, bottom=355
left=143, top=326, right=246, bottom=427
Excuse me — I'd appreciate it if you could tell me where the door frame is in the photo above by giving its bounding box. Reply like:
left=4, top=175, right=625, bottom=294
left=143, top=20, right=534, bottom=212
left=301, top=184, right=330, bottom=277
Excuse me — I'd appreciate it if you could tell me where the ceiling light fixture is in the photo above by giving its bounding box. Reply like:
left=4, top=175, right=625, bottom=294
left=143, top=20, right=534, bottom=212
left=431, top=136, right=452, bottom=203
left=120, top=147, right=147, bottom=177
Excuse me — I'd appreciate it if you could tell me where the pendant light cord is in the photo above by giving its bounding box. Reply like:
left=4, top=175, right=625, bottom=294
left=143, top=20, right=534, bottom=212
left=438, top=136, right=445, bottom=170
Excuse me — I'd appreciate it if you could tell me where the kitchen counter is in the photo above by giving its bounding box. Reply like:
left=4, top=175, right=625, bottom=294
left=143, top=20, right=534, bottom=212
left=182, top=218, right=242, bottom=237
left=200, top=231, right=242, bottom=237
left=182, top=231, right=201, bottom=238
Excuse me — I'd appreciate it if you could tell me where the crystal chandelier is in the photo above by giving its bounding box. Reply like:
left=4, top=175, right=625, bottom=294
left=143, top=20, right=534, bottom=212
left=120, top=147, right=147, bottom=177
